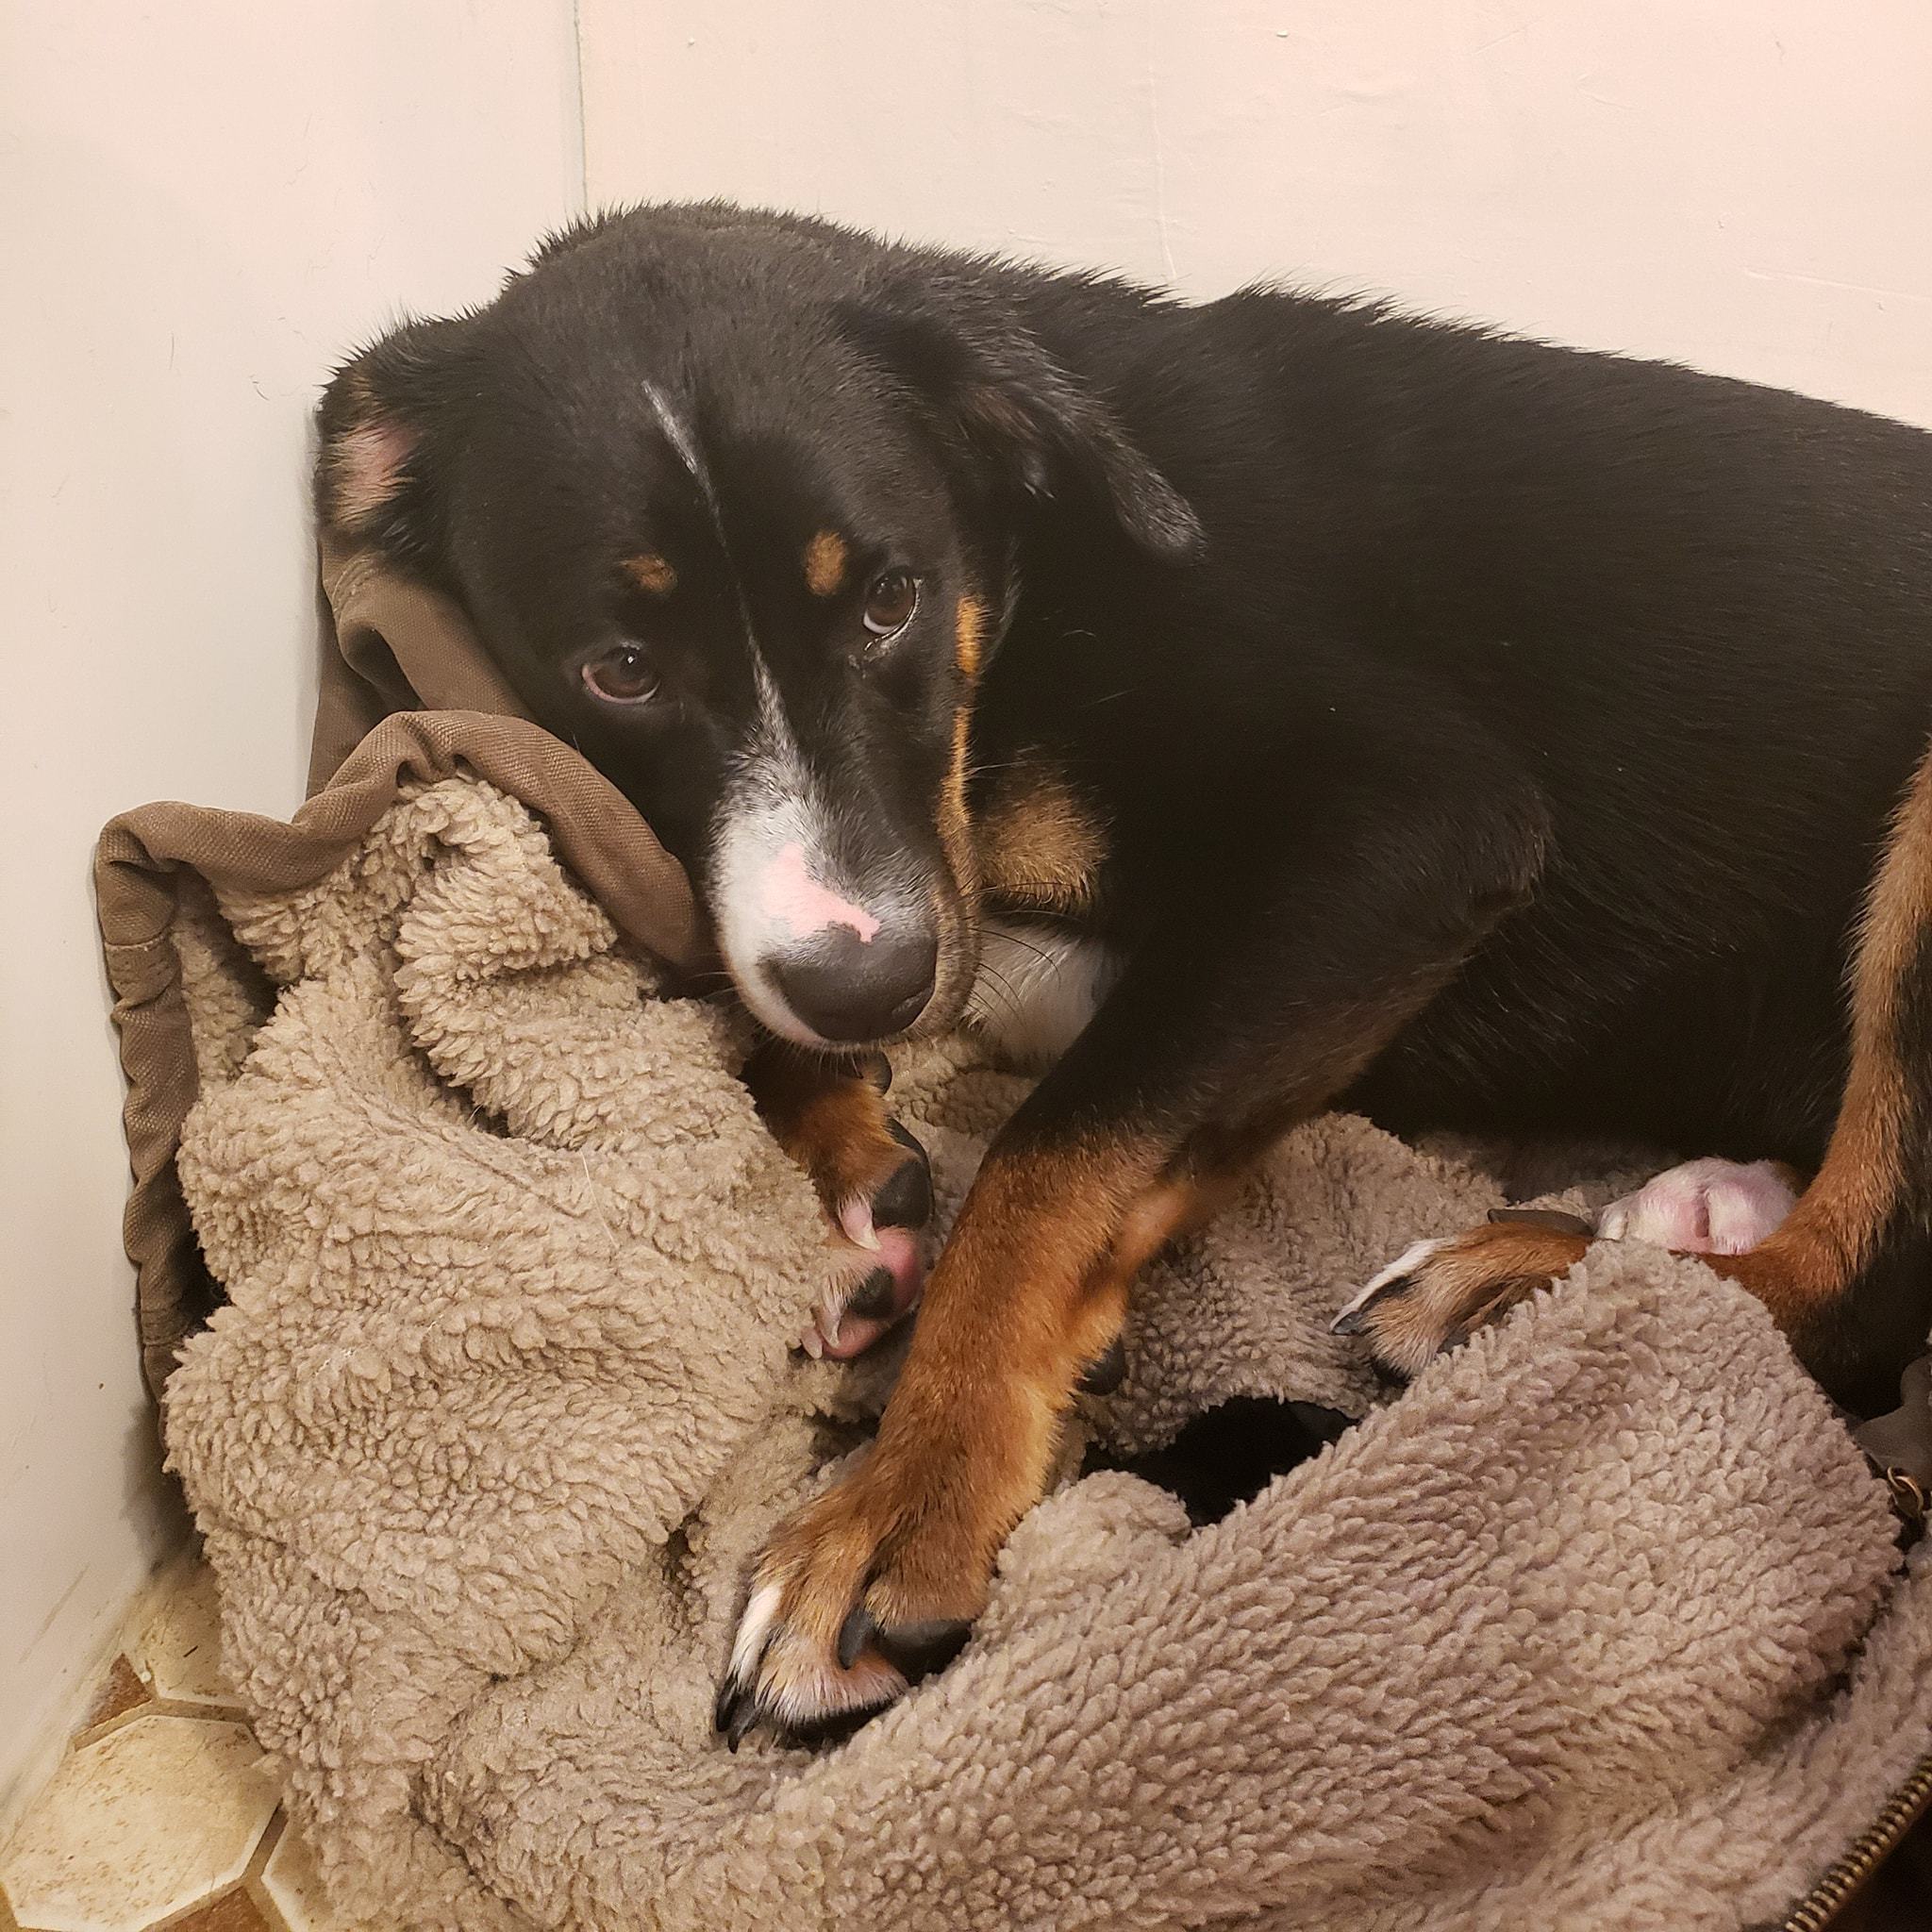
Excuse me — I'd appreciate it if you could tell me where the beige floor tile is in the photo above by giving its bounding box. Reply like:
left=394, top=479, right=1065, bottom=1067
left=75, top=1660, right=150, bottom=1740
left=258, top=1824, right=366, bottom=1932
left=131, top=1560, right=233, bottom=1707
left=163, top=1892, right=275, bottom=1931
left=0, top=1715, right=277, bottom=1932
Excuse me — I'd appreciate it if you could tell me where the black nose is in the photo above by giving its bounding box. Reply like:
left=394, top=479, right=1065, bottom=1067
left=770, top=926, right=938, bottom=1042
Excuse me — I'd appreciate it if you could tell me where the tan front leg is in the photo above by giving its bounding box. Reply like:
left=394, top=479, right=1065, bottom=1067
left=716, top=1128, right=1179, bottom=1741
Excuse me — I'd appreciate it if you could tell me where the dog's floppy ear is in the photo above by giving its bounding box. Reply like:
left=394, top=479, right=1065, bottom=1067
left=841, top=273, right=1204, bottom=565
left=314, top=314, right=479, bottom=570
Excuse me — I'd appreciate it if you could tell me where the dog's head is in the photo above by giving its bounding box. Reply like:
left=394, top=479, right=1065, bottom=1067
left=316, top=204, right=1199, bottom=1047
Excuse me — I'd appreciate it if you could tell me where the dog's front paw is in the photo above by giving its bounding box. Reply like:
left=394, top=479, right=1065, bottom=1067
left=1333, top=1213, right=1592, bottom=1378
left=715, top=1454, right=994, bottom=1747
left=746, top=1043, right=935, bottom=1358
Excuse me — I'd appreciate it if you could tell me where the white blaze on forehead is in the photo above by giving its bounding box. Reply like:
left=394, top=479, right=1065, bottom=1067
left=652, top=410, right=896, bottom=1040
left=641, top=378, right=711, bottom=497
left=641, top=376, right=756, bottom=631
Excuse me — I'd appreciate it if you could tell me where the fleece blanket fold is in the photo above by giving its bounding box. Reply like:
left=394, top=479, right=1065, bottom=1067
left=100, top=737, right=1932, bottom=1930
left=96, top=534, right=710, bottom=1400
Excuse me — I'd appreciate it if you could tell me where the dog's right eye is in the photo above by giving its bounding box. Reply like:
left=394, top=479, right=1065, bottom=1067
left=582, top=644, right=659, bottom=705
left=861, top=569, right=919, bottom=641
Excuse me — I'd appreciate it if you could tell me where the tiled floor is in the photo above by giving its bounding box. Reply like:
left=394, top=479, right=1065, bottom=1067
left=0, top=1553, right=362, bottom=1932
left=8, top=1552, right=1930, bottom=1932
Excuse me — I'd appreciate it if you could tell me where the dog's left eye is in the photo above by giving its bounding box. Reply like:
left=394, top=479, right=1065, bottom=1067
left=582, top=644, right=659, bottom=705
left=861, top=569, right=919, bottom=641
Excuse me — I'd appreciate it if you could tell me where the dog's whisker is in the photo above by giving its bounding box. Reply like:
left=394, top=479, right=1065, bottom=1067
left=970, top=960, right=1038, bottom=1032
left=979, top=926, right=1062, bottom=971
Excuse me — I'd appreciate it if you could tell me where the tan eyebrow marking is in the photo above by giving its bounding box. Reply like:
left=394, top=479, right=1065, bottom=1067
left=955, top=593, right=988, bottom=678
left=622, top=553, right=677, bottom=595
left=803, top=530, right=849, bottom=598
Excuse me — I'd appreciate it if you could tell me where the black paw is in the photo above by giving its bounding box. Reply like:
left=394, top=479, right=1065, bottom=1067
left=1091, top=1396, right=1356, bottom=1524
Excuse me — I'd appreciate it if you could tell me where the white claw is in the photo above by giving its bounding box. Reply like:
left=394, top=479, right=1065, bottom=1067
left=799, top=1326, right=824, bottom=1359
left=839, top=1195, right=882, bottom=1252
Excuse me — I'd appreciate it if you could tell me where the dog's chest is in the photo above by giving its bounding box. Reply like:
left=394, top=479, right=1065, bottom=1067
left=964, top=919, right=1117, bottom=1066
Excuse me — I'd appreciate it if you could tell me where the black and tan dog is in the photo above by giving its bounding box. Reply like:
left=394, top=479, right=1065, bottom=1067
left=316, top=202, right=1932, bottom=1741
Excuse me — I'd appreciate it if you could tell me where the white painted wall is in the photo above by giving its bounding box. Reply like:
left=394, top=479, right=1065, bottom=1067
left=582, top=0, right=1932, bottom=428
left=0, top=1, right=581, bottom=1806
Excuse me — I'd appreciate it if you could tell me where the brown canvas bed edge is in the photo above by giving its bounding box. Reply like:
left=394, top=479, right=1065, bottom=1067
left=94, top=538, right=707, bottom=1401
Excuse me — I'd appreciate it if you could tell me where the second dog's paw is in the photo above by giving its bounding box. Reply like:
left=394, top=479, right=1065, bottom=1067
left=1332, top=1217, right=1591, bottom=1378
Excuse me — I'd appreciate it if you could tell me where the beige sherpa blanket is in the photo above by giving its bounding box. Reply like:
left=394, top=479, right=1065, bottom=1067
left=132, top=765, right=1932, bottom=1932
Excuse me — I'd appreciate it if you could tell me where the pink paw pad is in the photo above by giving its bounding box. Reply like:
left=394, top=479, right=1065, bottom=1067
left=801, top=1223, right=924, bottom=1361
left=1596, top=1157, right=1799, bottom=1257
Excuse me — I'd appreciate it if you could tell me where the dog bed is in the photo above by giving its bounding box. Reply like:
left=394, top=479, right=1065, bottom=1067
left=89, top=545, right=1932, bottom=1930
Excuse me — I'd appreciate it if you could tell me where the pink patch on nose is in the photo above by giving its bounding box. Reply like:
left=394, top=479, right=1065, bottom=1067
left=761, top=841, right=881, bottom=942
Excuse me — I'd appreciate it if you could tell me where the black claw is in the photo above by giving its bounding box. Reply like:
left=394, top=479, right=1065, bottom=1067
left=1332, top=1276, right=1410, bottom=1337
left=1078, top=1336, right=1128, bottom=1395
left=845, top=1267, right=898, bottom=1321
left=726, top=1697, right=761, bottom=1752
left=714, top=1679, right=742, bottom=1737
left=858, top=1050, right=893, bottom=1093
left=1488, top=1206, right=1594, bottom=1237
left=837, top=1605, right=877, bottom=1672
left=873, top=1126, right=933, bottom=1229
left=873, top=1617, right=972, bottom=1685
